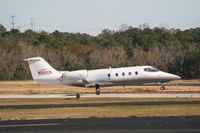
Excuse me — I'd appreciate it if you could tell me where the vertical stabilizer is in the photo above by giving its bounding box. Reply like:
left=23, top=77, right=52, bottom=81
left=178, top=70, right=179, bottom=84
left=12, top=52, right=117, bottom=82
left=24, top=57, right=59, bottom=80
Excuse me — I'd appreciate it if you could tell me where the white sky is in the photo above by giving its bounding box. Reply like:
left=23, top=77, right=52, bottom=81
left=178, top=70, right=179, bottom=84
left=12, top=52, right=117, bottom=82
left=0, top=0, right=200, bottom=35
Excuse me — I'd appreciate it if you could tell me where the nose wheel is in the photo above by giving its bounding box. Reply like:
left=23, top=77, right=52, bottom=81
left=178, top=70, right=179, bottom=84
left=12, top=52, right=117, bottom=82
left=160, top=83, right=165, bottom=90
left=95, top=84, right=100, bottom=95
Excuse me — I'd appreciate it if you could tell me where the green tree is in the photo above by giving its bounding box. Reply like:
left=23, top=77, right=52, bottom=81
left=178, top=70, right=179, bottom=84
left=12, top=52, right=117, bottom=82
left=182, top=51, right=200, bottom=79
left=0, top=24, right=6, bottom=35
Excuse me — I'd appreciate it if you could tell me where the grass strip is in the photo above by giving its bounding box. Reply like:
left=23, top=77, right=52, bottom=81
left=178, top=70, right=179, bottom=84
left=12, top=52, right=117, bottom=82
left=0, top=104, right=200, bottom=121
left=0, top=80, right=200, bottom=95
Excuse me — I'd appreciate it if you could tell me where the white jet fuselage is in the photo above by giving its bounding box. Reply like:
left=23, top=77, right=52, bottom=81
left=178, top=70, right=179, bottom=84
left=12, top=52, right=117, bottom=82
left=65, top=67, right=179, bottom=86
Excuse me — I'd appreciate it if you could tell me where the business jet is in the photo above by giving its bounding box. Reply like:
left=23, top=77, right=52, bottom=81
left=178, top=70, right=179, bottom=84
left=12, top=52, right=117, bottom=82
left=24, top=57, right=180, bottom=95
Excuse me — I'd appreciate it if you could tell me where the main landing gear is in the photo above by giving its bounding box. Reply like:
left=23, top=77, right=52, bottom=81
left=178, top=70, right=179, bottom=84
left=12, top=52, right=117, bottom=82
left=76, top=93, right=80, bottom=99
left=95, top=84, right=100, bottom=95
left=160, top=83, right=165, bottom=90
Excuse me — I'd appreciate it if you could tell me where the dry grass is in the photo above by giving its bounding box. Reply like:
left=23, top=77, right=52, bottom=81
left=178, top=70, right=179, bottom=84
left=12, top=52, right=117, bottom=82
left=0, top=95, right=200, bottom=121
left=0, top=80, right=199, bottom=94
left=0, top=104, right=200, bottom=121
left=0, top=80, right=86, bottom=94
left=171, top=79, right=200, bottom=83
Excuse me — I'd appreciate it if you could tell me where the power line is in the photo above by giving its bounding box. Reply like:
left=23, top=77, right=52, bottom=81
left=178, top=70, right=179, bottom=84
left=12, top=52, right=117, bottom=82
left=30, top=17, right=36, bottom=31
left=11, top=15, right=15, bottom=29
left=6, top=16, right=103, bottom=34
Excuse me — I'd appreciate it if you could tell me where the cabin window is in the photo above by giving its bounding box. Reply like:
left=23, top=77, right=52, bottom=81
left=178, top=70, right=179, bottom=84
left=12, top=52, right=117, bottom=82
left=129, top=72, right=131, bottom=76
left=135, top=71, right=138, bottom=75
left=108, top=73, right=111, bottom=77
left=122, top=72, right=125, bottom=76
left=144, top=67, right=159, bottom=72
left=115, top=73, right=118, bottom=77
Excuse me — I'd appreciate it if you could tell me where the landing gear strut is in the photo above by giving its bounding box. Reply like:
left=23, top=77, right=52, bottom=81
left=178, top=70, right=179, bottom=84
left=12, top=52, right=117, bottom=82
left=95, top=84, right=100, bottom=95
left=160, top=83, right=165, bottom=90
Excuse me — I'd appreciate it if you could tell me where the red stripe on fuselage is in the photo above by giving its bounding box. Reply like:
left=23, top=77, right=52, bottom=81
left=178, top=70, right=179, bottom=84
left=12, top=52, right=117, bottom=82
left=104, top=77, right=179, bottom=84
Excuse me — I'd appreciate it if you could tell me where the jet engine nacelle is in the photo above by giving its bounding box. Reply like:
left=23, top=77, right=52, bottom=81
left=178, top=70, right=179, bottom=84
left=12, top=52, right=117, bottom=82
left=62, top=73, right=81, bottom=81
left=61, top=70, right=88, bottom=81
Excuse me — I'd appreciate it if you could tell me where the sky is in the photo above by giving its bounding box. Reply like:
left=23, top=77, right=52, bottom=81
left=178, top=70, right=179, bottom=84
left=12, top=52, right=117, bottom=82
left=0, top=0, right=200, bottom=36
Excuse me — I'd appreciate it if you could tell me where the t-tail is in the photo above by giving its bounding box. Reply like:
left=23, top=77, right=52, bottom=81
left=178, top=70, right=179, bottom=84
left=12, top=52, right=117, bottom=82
left=24, top=57, right=60, bottom=84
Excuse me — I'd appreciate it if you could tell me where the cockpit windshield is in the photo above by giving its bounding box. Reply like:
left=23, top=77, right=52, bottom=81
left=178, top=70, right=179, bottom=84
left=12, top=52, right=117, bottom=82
left=144, top=67, right=159, bottom=72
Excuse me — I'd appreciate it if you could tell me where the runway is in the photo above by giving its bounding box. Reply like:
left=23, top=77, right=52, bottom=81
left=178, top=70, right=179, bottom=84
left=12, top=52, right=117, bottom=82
left=1, top=94, right=200, bottom=133
left=1, top=93, right=200, bottom=98
left=1, top=100, right=200, bottom=109
left=0, top=101, right=200, bottom=109
left=1, top=116, right=200, bottom=133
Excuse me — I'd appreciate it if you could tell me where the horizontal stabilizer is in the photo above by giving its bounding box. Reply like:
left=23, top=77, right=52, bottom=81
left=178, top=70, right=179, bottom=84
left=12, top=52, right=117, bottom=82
left=24, top=58, right=40, bottom=62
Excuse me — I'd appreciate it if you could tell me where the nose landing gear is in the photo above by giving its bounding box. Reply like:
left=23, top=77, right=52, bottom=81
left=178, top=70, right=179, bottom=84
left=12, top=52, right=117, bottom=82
left=160, top=83, right=165, bottom=90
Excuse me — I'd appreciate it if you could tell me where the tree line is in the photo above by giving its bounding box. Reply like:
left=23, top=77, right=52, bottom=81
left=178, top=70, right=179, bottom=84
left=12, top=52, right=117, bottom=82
left=0, top=24, right=199, bottom=80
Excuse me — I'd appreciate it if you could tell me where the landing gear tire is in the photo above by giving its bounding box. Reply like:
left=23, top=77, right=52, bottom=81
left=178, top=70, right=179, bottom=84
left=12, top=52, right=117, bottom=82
left=76, top=93, right=80, bottom=99
left=95, top=84, right=100, bottom=95
left=160, top=84, right=165, bottom=90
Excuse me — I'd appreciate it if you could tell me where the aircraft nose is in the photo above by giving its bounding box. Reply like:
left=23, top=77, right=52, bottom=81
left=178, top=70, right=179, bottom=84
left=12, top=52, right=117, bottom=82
left=171, top=74, right=181, bottom=80
left=176, top=75, right=181, bottom=79
left=161, top=72, right=181, bottom=80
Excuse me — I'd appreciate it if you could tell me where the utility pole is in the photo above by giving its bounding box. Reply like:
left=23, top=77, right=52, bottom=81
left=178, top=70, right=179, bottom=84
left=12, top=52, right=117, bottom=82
left=30, top=17, right=35, bottom=31
left=11, top=15, right=15, bottom=29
